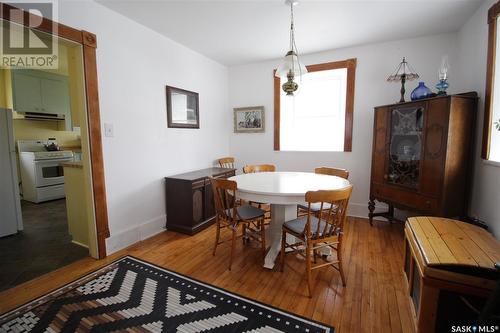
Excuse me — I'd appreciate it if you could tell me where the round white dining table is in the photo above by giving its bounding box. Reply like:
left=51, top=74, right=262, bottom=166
left=229, top=171, right=351, bottom=269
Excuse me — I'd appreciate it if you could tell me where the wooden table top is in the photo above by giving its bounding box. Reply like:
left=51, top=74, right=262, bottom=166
left=407, top=216, right=500, bottom=272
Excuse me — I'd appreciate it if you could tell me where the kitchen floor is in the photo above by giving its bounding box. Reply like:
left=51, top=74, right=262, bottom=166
left=0, top=199, right=88, bottom=292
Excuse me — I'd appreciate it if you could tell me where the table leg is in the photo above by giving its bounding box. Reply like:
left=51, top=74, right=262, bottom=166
left=264, top=204, right=297, bottom=269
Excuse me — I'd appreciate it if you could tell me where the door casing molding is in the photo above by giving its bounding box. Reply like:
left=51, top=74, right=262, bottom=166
left=0, top=2, right=110, bottom=258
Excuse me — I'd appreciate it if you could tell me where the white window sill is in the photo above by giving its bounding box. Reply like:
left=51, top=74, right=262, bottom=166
left=482, top=159, right=500, bottom=168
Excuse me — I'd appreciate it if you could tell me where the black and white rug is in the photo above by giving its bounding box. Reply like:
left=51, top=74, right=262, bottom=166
left=0, top=256, right=334, bottom=332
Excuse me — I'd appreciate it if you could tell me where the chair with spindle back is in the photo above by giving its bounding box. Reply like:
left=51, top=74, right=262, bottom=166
left=210, top=177, right=266, bottom=270
left=242, top=164, right=276, bottom=222
left=281, top=185, right=353, bottom=297
left=218, top=157, right=235, bottom=169
left=297, top=167, right=349, bottom=217
left=242, top=164, right=276, bottom=173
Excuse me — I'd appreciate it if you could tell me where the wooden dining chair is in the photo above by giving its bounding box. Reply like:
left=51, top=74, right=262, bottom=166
left=297, top=167, right=350, bottom=217
left=210, top=177, right=266, bottom=270
left=242, top=164, right=276, bottom=173
left=281, top=185, right=353, bottom=297
left=218, top=157, right=235, bottom=169
left=242, top=164, right=276, bottom=222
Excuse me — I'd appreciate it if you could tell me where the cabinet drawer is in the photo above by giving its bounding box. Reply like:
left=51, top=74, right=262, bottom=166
left=372, top=183, right=439, bottom=213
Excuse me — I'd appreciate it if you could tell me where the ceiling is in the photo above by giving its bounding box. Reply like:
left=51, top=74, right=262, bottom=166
left=97, top=0, right=483, bottom=66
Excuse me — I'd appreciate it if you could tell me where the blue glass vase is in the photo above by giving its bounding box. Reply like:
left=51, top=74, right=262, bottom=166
left=410, top=82, right=432, bottom=101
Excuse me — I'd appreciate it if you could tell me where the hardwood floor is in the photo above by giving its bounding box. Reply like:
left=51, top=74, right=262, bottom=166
left=0, top=217, right=414, bottom=332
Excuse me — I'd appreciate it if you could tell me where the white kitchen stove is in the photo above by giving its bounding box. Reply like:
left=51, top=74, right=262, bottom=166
left=17, top=140, right=74, bottom=203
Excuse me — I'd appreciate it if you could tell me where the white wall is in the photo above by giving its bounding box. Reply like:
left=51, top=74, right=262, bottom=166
left=228, top=33, right=459, bottom=218
left=457, top=0, right=500, bottom=238
left=58, top=0, right=230, bottom=253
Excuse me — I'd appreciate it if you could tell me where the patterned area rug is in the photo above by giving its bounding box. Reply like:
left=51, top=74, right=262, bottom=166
left=0, top=256, right=334, bottom=332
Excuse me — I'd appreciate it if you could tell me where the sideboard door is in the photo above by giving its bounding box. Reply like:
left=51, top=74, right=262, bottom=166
left=204, top=180, right=215, bottom=222
left=192, top=180, right=205, bottom=226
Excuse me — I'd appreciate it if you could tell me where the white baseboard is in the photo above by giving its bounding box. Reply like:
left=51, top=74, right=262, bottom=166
left=106, top=215, right=166, bottom=255
left=71, top=240, right=89, bottom=249
left=105, top=202, right=390, bottom=255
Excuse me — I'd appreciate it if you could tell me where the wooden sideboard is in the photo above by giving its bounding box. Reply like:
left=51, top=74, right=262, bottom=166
left=369, top=93, right=477, bottom=223
left=165, top=167, right=236, bottom=235
left=404, top=216, right=500, bottom=332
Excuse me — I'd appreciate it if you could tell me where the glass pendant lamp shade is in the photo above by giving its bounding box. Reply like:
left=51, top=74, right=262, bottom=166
left=275, top=50, right=308, bottom=78
left=275, top=0, right=306, bottom=96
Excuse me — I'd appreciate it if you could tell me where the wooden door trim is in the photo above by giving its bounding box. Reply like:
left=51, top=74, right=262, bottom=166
left=483, top=1, right=500, bottom=159
left=273, top=58, right=356, bottom=151
left=1, top=3, right=110, bottom=258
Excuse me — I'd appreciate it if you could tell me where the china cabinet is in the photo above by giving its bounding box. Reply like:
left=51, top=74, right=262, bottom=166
left=369, top=92, right=477, bottom=224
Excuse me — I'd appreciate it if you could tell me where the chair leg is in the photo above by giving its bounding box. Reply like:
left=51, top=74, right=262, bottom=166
left=280, top=230, right=286, bottom=272
left=242, top=224, right=247, bottom=245
left=305, top=243, right=313, bottom=297
left=213, top=220, right=220, bottom=256
left=229, top=226, right=237, bottom=271
left=260, top=219, right=266, bottom=259
left=338, top=235, right=346, bottom=287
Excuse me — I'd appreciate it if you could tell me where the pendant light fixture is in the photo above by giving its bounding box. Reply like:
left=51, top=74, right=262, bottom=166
left=275, top=0, right=307, bottom=96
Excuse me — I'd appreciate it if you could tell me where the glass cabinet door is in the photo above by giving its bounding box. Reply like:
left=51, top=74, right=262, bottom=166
left=387, top=106, right=424, bottom=188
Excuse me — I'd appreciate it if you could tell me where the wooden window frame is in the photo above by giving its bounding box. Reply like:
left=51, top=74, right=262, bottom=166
left=1, top=3, right=110, bottom=258
left=483, top=1, right=500, bottom=159
left=274, top=58, right=357, bottom=152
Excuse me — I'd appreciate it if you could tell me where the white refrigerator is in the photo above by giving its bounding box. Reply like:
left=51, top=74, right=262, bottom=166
left=0, top=108, right=23, bottom=237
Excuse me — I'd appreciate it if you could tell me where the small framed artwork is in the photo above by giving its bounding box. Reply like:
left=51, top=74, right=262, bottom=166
left=233, top=106, right=265, bottom=133
left=166, top=85, right=199, bottom=128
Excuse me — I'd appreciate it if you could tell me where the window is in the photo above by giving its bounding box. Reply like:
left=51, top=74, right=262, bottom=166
left=483, top=2, right=500, bottom=162
left=274, top=59, right=356, bottom=152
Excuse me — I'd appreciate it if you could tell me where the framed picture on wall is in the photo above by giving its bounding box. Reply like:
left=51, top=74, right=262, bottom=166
left=233, top=106, right=265, bottom=133
left=166, top=85, right=199, bottom=129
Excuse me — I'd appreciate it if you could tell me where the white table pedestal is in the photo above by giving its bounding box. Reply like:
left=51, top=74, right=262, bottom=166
left=264, top=204, right=297, bottom=269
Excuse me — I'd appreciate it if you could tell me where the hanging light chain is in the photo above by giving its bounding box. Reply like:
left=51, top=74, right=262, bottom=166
left=289, top=2, right=294, bottom=48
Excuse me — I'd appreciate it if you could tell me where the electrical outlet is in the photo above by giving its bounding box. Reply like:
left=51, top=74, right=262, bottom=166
left=104, top=123, right=114, bottom=137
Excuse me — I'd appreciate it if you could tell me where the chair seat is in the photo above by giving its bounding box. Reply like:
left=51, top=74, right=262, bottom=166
left=283, top=216, right=328, bottom=238
left=225, top=205, right=265, bottom=221
left=297, top=202, right=338, bottom=212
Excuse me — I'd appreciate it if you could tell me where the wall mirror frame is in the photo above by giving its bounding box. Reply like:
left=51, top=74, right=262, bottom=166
left=0, top=3, right=110, bottom=258
left=166, top=85, right=200, bottom=129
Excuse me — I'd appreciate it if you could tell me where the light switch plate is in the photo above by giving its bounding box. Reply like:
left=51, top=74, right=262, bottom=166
left=104, top=123, right=114, bottom=137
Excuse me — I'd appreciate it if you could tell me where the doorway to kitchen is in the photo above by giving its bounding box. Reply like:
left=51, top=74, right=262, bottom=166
left=0, top=5, right=109, bottom=292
